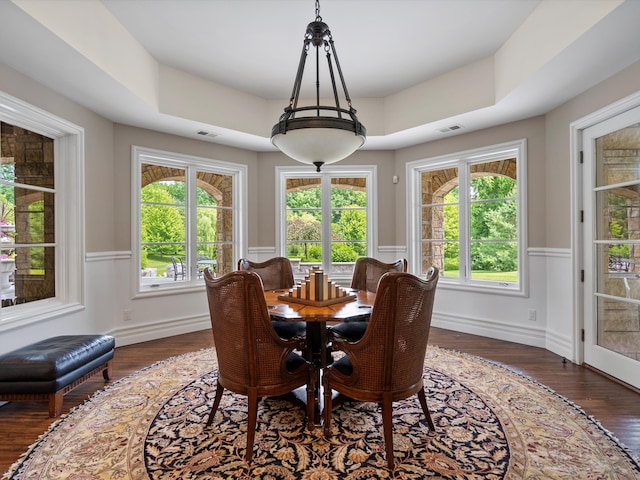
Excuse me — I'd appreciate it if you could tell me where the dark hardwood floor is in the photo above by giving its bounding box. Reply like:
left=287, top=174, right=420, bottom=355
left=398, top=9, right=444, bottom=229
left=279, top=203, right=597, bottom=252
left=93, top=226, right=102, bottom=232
left=1, top=327, right=639, bottom=474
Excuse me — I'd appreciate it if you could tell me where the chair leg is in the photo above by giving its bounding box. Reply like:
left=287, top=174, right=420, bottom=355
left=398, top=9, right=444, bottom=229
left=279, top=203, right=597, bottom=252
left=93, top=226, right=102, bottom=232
left=417, top=387, right=435, bottom=431
left=382, top=394, right=395, bottom=470
left=322, top=374, right=332, bottom=436
left=245, top=388, right=258, bottom=462
left=206, top=383, right=225, bottom=426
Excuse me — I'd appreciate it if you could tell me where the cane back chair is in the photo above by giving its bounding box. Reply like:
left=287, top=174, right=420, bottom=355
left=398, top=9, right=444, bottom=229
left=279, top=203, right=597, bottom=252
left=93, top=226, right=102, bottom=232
left=203, top=268, right=315, bottom=462
left=350, top=257, right=407, bottom=293
left=237, top=257, right=295, bottom=291
left=329, top=257, right=407, bottom=342
left=237, top=257, right=305, bottom=339
left=323, top=268, right=439, bottom=469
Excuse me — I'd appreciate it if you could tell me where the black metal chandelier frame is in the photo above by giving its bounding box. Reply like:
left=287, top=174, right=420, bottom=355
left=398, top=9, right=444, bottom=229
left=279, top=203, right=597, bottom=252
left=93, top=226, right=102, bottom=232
left=270, top=0, right=366, bottom=171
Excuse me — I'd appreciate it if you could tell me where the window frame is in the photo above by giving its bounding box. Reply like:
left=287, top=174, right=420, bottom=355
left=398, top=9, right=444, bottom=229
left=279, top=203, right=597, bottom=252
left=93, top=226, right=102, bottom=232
left=276, top=165, right=377, bottom=283
left=0, top=91, right=84, bottom=330
left=406, top=139, right=528, bottom=295
left=132, top=146, right=246, bottom=296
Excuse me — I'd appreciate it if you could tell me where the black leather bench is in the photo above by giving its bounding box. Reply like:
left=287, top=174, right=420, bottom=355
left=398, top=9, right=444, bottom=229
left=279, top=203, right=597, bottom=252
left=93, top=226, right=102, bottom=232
left=0, top=334, right=115, bottom=417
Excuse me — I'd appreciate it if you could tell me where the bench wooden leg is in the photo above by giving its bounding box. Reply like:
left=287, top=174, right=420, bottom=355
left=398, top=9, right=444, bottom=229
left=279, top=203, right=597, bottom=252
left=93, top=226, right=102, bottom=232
left=103, top=360, right=113, bottom=381
left=48, top=391, right=63, bottom=417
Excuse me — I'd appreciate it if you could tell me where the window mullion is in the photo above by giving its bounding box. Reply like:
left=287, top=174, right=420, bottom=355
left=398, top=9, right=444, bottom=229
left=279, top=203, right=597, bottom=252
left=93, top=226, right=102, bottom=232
left=186, top=167, right=197, bottom=279
left=459, top=163, right=470, bottom=282
left=321, top=174, right=332, bottom=273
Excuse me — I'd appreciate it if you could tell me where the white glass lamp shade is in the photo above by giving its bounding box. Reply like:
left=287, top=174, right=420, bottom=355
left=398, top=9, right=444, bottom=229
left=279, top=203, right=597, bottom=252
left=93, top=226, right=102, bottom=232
left=272, top=127, right=364, bottom=167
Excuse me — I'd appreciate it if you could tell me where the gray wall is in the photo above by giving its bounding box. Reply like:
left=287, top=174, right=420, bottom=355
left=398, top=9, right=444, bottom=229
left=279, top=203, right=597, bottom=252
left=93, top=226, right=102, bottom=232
left=0, top=59, right=639, bottom=359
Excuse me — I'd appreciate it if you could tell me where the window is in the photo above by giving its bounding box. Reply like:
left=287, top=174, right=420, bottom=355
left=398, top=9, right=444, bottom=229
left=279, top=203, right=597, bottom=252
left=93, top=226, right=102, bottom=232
left=277, top=166, right=376, bottom=281
left=407, top=140, right=526, bottom=292
left=133, top=147, right=246, bottom=293
left=0, top=91, right=84, bottom=328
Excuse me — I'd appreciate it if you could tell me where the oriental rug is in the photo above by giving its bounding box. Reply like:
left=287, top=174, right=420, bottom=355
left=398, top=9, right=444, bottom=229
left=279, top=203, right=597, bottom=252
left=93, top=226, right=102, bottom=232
left=4, top=346, right=640, bottom=479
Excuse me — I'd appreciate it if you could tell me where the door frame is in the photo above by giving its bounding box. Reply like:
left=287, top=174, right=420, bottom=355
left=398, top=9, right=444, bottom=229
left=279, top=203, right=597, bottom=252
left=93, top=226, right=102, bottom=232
left=570, top=90, right=640, bottom=366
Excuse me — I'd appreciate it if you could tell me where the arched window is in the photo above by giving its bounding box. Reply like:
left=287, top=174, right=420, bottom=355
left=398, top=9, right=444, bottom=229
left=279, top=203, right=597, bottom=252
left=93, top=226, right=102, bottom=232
left=276, top=166, right=376, bottom=281
left=133, top=147, right=246, bottom=293
left=0, top=91, right=84, bottom=328
left=407, top=140, right=526, bottom=292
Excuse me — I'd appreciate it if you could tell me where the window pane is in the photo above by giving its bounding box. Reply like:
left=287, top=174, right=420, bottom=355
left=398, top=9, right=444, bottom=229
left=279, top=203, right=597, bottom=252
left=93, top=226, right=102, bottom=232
left=331, top=178, right=367, bottom=207
left=331, top=177, right=367, bottom=266
left=286, top=179, right=322, bottom=264
left=596, top=129, right=640, bottom=187
left=468, top=165, right=518, bottom=282
left=470, top=172, right=517, bottom=200
left=421, top=168, right=458, bottom=276
left=597, top=190, right=639, bottom=241
left=196, top=171, right=233, bottom=276
left=283, top=173, right=370, bottom=276
left=470, top=241, right=518, bottom=282
left=470, top=199, right=517, bottom=240
left=140, top=167, right=187, bottom=282
left=1, top=122, right=56, bottom=308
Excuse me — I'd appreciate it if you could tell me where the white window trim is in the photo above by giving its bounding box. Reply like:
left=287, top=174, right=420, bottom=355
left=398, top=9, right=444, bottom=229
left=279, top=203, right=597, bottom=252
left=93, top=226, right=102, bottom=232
left=0, top=91, right=85, bottom=331
left=131, top=146, right=247, bottom=297
left=406, top=139, right=528, bottom=296
left=276, top=165, right=377, bottom=282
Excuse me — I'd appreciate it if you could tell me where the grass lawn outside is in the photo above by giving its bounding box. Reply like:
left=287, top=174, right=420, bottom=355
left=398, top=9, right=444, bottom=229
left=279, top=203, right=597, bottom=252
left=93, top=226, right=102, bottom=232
left=442, top=270, right=518, bottom=282
left=144, top=254, right=176, bottom=271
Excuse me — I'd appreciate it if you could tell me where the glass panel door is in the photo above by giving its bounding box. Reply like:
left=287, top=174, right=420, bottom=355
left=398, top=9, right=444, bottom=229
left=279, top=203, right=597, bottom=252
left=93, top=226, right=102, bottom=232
left=583, top=105, right=640, bottom=389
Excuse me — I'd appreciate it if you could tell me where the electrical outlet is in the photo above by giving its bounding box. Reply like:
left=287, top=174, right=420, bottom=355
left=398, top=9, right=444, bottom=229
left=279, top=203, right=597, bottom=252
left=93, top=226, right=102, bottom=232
left=123, top=309, right=132, bottom=321
left=528, top=309, right=536, bottom=322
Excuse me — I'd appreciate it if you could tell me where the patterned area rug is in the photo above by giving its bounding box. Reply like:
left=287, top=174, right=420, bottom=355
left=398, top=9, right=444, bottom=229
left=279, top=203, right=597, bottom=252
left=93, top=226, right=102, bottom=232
left=4, top=346, right=640, bottom=479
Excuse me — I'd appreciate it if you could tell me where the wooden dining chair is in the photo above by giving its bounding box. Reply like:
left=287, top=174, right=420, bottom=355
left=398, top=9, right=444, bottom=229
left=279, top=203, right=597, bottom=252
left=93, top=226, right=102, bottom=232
left=237, top=257, right=295, bottom=291
left=350, top=257, right=407, bottom=293
left=203, top=268, right=316, bottom=462
left=323, top=268, right=439, bottom=470
left=328, top=257, right=407, bottom=342
left=238, top=257, right=305, bottom=339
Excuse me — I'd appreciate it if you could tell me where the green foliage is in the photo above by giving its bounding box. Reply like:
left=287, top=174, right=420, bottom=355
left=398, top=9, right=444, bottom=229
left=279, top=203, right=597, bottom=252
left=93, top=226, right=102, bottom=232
left=443, top=191, right=459, bottom=265
left=196, top=185, right=216, bottom=206
left=307, top=244, right=322, bottom=262
left=471, top=242, right=518, bottom=272
left=470, top=176, right=516, bottom=240
left=286, top=184, right=368, bottom=262
left=162, top=181, right=186, bottom=203
left=443, top=175, right=518, bottom=274
left=0, top=194, right=14, bottom=225
left=443, top=255, right=459, bottom=272
left=0, top=164, right=15, bottom=206
left=609, top=244, right=630, bottom=258
left=196, top=208, right=217, bottom=259
left=331, top=188, right=366, bottom=224
left=332, top=243, right=359, bottom=262
left=287, top=187, right=321, bottom=209
left=287, top=212, right=321, bottom=260
left=141, top=249, right=149, bottom=268
left=334, top=208, right=366, bottom=242
left=331, top=188, right=366, bottom=207
left=141, top=183, right=185, bottom=255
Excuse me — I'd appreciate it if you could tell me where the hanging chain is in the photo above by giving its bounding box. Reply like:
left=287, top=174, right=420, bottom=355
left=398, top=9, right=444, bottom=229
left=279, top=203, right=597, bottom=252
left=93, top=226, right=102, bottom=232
left=315, top=0, right=322, bottom=22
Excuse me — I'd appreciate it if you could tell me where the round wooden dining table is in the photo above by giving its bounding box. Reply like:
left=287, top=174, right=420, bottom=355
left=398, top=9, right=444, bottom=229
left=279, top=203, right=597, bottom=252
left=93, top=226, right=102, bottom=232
left=264, top=288, right=375, bottom=424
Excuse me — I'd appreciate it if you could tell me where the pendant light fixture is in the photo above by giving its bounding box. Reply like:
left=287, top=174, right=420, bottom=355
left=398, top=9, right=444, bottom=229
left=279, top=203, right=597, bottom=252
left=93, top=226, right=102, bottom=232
left=271, top=0, right=366, bottom=172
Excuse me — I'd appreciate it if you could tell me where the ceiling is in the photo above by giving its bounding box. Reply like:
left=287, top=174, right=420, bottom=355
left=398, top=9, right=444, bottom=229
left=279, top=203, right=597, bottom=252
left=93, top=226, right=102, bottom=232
left=1, top=0, right=640, bottom=153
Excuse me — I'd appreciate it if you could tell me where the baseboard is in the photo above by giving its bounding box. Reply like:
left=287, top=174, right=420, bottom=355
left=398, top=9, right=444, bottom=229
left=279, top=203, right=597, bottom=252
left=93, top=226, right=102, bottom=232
left=111, top=315, right=211, bottom=347
left=544, top=330, right=574, bottom=362
left=431, top=311, right=547, bottom=349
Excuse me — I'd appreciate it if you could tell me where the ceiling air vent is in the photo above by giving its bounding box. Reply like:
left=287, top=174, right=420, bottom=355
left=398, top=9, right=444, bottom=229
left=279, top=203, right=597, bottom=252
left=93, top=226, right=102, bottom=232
left=195, top=130, right=220, bottom=138
left=438, top=124, right=464, bottom=133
